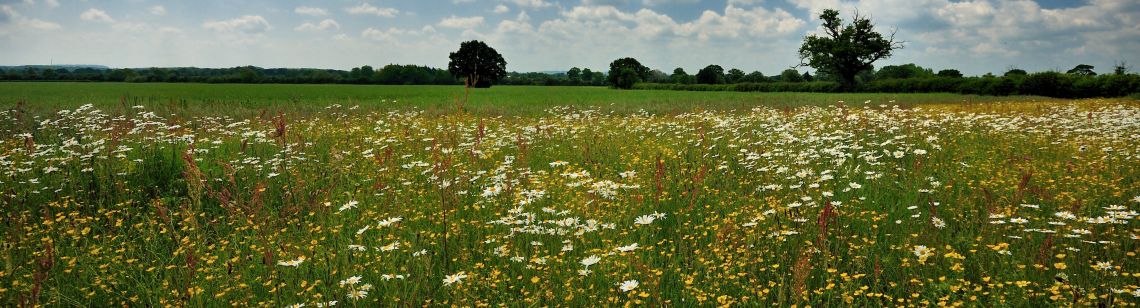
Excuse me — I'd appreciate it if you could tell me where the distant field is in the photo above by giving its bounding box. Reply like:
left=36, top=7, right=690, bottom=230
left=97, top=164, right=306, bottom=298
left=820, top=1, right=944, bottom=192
left=0, top=82, right=1057, bottom=117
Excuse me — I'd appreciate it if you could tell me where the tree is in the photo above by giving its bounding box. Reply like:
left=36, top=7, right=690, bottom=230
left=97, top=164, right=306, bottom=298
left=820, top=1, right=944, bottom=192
left=798, top=9, right=903, bottom=87
left=779, top=69, right=804, bottom=82
left=1113, top=61, right=1129, bottom=75
left=671, top=67, right=690, bottom=84
left=581, top=68, right=594, bottom=83
left=696, top=65, right=725, bottom=84
left=743, top=71, right=767, bottom=83
left=567, top=67, right=581, bottom=81
left=876, top=63, right=932, bottom=80
left=726, top=68, right=746, bottom=84
left=1066, top=64, right=1096, bottom=76
left=448, top=40, right=507, bottom=88
left=936, top=69, right=963, bottom=78
left=607, top=57, right=649, bottom=89
left=1004, top=68, right=1028, bottom=77
left=802, top=72, right=814, bottom=82
left=647, top=69, right=669, bottom=83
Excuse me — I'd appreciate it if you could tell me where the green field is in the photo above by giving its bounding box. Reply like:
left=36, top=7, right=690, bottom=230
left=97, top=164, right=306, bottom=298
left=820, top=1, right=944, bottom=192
left=1, top=82, right=1138, bottom=306
left=0, top=82, right=1053, bottom=116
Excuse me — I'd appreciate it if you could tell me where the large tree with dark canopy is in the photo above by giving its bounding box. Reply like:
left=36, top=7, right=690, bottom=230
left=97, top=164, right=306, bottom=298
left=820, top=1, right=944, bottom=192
left=798, top=9, right=902, bottom=87
left=607, top=57, right=650, bottom=89
left=696, top=65, right=725, bottom=84
left=448, top=40, right=507, bottom=88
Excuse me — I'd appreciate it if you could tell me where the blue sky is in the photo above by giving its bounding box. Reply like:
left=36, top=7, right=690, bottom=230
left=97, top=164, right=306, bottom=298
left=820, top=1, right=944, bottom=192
left=1, top=0, right=1137, bottom=76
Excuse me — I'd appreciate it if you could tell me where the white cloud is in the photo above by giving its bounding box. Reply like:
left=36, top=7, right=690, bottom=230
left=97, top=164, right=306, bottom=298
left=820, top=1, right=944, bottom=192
left=494, top=4, right=511, bottom=13
left=202, top=15, right=271, bottom=34
left=44, top=0, right=59, bottom=8
left=641, top=0, right=700, bottom=6
left=294, top=6, right=328, bottom=17
left=150, top=5, right=167, bottom=16
left=727, top=0, right=763, bottom=6
left=295, top=19, right=340, bottom=31
left=783, top=0, right=1140, bottom=74
left=507, top=0, right=554, bottom=9
left=1, top=5, right=62, bottom=34
left=80, top=8, right=114, bottom=23
left=439, top=16, right=485, bottom=29
left=347, top=3, right=400, bottom=17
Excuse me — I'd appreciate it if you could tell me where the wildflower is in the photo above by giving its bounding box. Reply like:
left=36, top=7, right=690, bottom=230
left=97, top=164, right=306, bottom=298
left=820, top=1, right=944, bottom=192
left=634, top=215, right=656, bottom=225
left=278, top=256, right=306, bottom=267
left=893, top=151, right=905, bottom=158
left=379, top=241, right=400, bottom=252
left=578, top=269, right=593, bottom=276
left=1094, top=261, right=1112, bottom=271
left=618, top=280, right=639, bottom=292
left=348, top=244, right=367, bottom=252
left=848, top=182, right=862, bottom=189
left=619, top=170, right=637, bottom=179
left=377, top=216, right=403, bottom=227
left=1009, top=217, right=1029, bottom=224
left=346, top=289, right=368, bottom=300
left=913, top=245, right=934, bottom=264
left=581, top=255, right=601, bottom=267
left=340, top=276, right=362, bottom=286
left=931, top=217, right=946, bottom=229
left=913, top=149, right=927, bottom=155
left=443, top=271, right=468, bottom=286
left=616, top=243, right=639, bottom=252
left=338, top=200, right=359, bottom=212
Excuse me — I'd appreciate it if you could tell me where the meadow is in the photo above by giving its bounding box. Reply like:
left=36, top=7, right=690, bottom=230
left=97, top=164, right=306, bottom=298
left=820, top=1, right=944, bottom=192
left=0, top=82, right=1138, bottom=306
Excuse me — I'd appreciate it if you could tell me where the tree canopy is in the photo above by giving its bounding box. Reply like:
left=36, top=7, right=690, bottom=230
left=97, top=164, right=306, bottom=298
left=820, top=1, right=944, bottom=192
left=447, top=40, right=507, bottom=88
left=798, top=9, right=902, bottom=87
left=1066, top=64, right=1096, bottom=76
left=696, top=65, right=725, bottom=84
left=607, top=57, right=650, bottom=89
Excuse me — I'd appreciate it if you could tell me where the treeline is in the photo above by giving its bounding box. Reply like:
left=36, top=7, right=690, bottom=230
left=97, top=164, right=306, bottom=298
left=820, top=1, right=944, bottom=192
left=635, top=72, right=1140, bottom=98
left=632, top=63, right=1140, bottom=98
left=0, top=65, right=462, bottom=85
left=501, top=68, right=608, bottom=86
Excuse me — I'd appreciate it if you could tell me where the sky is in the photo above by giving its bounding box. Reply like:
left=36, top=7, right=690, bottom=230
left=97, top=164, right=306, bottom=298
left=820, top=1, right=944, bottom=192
left=1, top=0, right=1138, bottom=76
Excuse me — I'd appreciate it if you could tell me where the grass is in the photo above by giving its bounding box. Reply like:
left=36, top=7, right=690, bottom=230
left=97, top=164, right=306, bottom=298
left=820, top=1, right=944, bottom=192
left=0, top=82, right=1137, bottom=306
left=0, top=82, right=1054, bottom=117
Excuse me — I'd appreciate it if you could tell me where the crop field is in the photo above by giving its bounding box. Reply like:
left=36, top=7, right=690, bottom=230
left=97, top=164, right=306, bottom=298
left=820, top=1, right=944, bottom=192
left=0, top=83, right=1138, bottom=306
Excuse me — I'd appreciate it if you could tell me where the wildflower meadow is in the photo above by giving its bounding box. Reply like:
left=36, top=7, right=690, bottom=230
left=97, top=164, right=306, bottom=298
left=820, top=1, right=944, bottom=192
left=1, top=87, right=1138, bottom=306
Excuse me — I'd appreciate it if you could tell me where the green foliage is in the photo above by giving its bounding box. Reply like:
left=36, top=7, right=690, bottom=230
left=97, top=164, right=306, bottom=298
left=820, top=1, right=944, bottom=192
left=696, top=65, right=725, bottom=84
left=567, top=67, right=581, bottom=81
left=638, top=72, right=1140, bottom=98
left=725, top=68, right=746, bottom=84
left=798, top=9, right=902, bottom=86
left=779, top=69, right=804, bottom=82
left=936, top=69, right=963, bottom=78
left=876, top=63, right=933, bottom=80
left=743, top=71, right=767, bottom=83
left=1004, top=68, right=1028, bottom=77
left=448, top=40, right=508, bottom=88
left=670, top=67, right=691, bottom=84
left=1066, top=64, right=1097, bottom=77
left=607, top=57, right=649, bottom=89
